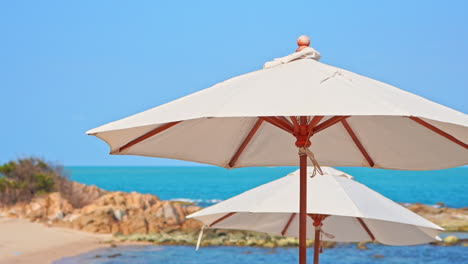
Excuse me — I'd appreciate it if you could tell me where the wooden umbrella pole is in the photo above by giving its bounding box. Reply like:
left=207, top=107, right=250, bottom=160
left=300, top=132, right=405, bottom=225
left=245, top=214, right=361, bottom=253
left=313, top=220, right=321, bottom=264
left=295, top=116, right=311, bottom=264
left=311, top=215, right=326, bottom=264
left=299, top=153, right=308, bottom=264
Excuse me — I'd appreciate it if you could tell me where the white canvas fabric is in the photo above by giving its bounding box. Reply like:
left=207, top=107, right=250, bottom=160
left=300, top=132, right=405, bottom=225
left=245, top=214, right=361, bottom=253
left=187, top=167, right=442, bottom=245
left=263, top=46, right=321, bottom=68
left=87, top=53, right=468, bottom=170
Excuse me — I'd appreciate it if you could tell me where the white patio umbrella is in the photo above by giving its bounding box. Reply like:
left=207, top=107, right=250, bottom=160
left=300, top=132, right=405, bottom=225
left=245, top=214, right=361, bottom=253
left=188, top=167, right=443, bottom=264
left=88, top=36, right=468, bottom=264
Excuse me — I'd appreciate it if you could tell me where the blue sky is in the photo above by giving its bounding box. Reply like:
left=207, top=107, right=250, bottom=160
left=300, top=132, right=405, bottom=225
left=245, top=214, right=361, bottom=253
left=1, top=1, right=467, bottom=166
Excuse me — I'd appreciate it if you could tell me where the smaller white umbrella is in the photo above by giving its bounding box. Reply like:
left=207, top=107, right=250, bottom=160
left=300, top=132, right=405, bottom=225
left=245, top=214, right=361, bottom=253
left=187, top=167, right=442, bottom=264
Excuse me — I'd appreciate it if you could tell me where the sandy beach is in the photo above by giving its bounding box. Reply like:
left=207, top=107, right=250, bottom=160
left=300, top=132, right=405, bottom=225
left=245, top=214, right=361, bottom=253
left=0, top=217, right=111, bottom=264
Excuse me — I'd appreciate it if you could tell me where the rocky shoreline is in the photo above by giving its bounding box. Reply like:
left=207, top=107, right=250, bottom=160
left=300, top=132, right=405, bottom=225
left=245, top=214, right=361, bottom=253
left=1, top=182, right=467, bottom=248
left=108, top=231, right=467, bottom=249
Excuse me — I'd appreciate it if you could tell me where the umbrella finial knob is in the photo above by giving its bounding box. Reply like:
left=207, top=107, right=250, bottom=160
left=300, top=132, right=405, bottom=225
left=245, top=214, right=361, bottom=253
left=296, top=35, right=311, bottom=52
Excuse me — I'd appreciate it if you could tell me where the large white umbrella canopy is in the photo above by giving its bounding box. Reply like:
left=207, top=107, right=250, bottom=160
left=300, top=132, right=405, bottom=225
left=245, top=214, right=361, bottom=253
left=188, top=167, right=442, bottom=246
left=87, top=46, right=468, bottom=170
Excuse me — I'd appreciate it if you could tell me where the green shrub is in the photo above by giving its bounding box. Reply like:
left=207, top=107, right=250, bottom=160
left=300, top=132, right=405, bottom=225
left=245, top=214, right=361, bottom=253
left=34, top=173, right=55, bottom=193
left=0, top=178, right=5, bottom=192
left=0, top=157, right=71, bottom=205
left=0, top=161, right=16, bottom=176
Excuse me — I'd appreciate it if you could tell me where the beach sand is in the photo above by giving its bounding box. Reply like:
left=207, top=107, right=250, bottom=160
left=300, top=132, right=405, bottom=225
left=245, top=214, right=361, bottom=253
left=0, top=217, right=111, bottom=264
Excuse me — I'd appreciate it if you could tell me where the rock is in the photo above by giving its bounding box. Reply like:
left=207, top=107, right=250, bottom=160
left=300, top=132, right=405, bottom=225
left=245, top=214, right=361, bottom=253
left=108, top=253, right=122, bottom=258
left=374, top=255, right=384, bottom=258
left=76, top=208, right=115, bottom=234
left=52, top=210, right=64, bottom=221
left=146, top=215, right=162, bottom=233
left=1, top=193, right=74, bottom=221
left=406, top=204, right=468, bottom=232
left=107, top=229, right=336, bottom=249
left=323, top=241, right=337, bottom=249
left=245, top=239, right=257, bottom=246
left=277, top=238, right=297, bottom=247
left=30, top=202, right=41, bottom=211
left=70, top=192, right=181, bottom=234
left=86, top=192, right=159, bottom=212
left=113, top=209, right=125, bottom=221
left=0, top=185, right=204, bottom=237
left=45, top=193, right=77, bottom=219
left=157, top=202, right=181, bottom=224
left=357, top=242, right=369, bottom=250
left=264, top=241, right=276, bottom=248
left=185, top=205, right=202, bottom=215
left=8, top=209, right=18, bottom=217
left=111, top=223, right=120, bottom=233
left=67, top=181, right=107, bottom=208
left=443, top=235, right=459, bottom=246
left=121, top=215, right=148, bottom=234
left=180, top=219, right=203, bottom=232
left=63, top=213, right=80, bottom=222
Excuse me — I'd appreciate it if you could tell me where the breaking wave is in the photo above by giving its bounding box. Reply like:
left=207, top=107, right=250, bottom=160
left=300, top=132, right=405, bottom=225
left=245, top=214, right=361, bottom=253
left=170, top=198, right=223, bottom=206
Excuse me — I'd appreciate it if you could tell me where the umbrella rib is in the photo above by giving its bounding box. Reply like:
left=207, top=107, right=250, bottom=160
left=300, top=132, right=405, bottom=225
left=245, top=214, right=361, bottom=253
left=209, top=212, right=236, bottom=227
left=290, top=116, right=299, bottom=128
left=278, top=116, right=294, bottom=127
left=409, top=117, right=468, bottom=149
left=228, top=119, right=264, bottom=167
left=118, top=121, right=181, bottom=152
left=261, top=117, right=294, bottom=134
left=273, top=116, right=294, bottom=132
left=281, top=213, right=296, bottom=236
left=313, top=116, right=350, bottom=134
left=341, top=120, right=375, bottom=167
left=357, top=218, right=375, bottom=241
left=307, top=116, right=324, bottom=134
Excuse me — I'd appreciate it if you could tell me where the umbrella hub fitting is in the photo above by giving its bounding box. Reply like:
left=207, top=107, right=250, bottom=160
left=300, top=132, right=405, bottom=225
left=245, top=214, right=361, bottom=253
left=294, top=125, right=312, bottom=148
left=295, top=135, right=312, bottom=148
left=311, top=214, right=326, bottom=227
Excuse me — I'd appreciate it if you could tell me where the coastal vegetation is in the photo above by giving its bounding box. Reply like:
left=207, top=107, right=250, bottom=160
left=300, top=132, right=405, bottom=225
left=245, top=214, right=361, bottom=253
left=0, top=158, right=105, bottom=208
left=0, top=158, right=71, bottom=205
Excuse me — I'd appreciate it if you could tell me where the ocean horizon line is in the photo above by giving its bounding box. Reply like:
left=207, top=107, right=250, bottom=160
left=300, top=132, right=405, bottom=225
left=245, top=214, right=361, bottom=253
left=64, top=165, right=468, bottom=172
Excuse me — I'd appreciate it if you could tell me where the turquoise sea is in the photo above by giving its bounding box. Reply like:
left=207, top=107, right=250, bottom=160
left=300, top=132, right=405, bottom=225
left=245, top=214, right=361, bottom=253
left=58, top=166, right=468, bottom=264
left=68, top=166, right=468, bottom=208
left=56, top=243, right=467, bottom=264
